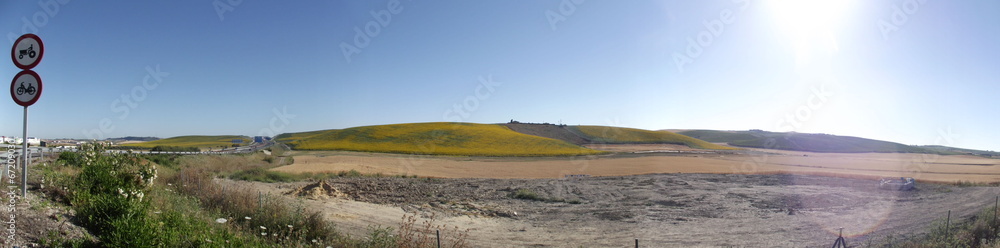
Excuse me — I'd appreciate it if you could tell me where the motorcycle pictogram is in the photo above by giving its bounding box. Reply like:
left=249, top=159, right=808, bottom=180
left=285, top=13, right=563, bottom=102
left=16, top=82, right=36, bottom=96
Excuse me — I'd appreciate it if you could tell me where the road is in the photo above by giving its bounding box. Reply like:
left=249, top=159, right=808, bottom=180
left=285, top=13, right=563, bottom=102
left=0, top=141, right=275, bottom=159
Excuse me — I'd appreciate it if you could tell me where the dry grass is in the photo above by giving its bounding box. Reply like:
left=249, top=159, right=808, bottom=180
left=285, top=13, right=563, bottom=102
left=275, top=151, right=1000, bottom=183
left=396, top=213, right=469, bottom=248
left=163, top=155, right=345, bottom=246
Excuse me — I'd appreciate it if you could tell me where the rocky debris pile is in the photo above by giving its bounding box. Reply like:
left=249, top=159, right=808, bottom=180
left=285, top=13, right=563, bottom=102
left=285, top=180, right=345, bottom=200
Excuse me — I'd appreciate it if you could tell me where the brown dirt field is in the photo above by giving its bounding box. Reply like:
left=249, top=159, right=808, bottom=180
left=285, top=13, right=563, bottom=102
left=272, top=150, right=1000, bottom=183
left=259, top=150, right=1000, bottom=246
left=228, top=174, right=1000, bottom=247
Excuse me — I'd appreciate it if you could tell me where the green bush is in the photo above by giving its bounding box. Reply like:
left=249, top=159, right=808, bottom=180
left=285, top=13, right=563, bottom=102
left=512, top=188, right=543, bottom=201
left=57, top=151, right=83, bottom=167
left=70, top=144, right=158, bottom=247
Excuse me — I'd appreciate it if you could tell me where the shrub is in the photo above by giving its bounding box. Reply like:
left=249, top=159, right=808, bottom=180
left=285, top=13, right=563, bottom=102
left=70, top=144, right=158, bottom=247
left=57, top=151, right=83, bottom=167
left=512, top=188, right=543, bottom=201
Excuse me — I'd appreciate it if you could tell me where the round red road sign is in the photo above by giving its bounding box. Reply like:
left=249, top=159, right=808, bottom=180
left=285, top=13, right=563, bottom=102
left=10, top=70, right=42, bottom=107
left=11, top=34, right=44, bottom=70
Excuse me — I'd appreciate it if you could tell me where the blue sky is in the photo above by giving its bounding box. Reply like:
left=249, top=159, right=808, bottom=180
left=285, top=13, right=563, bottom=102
left=0, top=1, right=998, bottom=151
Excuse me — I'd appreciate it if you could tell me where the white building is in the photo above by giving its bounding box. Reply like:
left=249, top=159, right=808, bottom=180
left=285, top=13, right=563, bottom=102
left=26, top=137, right=40, bottom=146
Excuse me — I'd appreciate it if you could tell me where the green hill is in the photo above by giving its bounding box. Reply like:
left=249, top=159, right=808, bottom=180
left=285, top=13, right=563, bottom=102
left=677, top=130, right=934, bottom=153
left=275, top=122, right=605, bottom=156
left=568, top=126, right=737, bottom=150
left=919, top=145, right=1000, bottom=157
left=129, top=135, right=248, bottom=149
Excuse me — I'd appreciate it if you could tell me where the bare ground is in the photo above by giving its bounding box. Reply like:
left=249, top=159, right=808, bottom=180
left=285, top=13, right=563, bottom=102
left=274, top=150, right=1000, bottom=182
left=229, top=173, right=1000, bottom=247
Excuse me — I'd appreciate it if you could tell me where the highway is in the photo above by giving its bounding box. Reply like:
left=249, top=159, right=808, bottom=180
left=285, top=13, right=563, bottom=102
left=0, top=141, right=275, bottom=159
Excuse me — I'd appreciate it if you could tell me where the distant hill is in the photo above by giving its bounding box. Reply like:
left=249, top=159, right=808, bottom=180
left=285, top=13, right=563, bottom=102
left=275, top=122, right=605, bottom=156
left=677, top=130, right=949, bottom=154
left=569, top=126, right=737, bottom=150
left=502, top=122, right=736, bottom=150
left=109, top=136, right=160, bottom=142
left=503, top=123, right=589, bottom=145
left=919, top=145, right=1000, bottom=157
left=128, top=135, right=248, bottom=149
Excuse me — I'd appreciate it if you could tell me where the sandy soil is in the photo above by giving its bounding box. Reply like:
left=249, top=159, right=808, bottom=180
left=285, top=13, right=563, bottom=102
left=226, top=174, right=1000, bottom=247
left=273, top=150, right=1000, bottom=183
left=263, top=150, right=1000, bottom=246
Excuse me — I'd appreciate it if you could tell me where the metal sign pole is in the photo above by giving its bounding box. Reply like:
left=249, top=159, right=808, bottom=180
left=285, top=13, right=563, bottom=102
left=21, top=106, right=27, bottom=197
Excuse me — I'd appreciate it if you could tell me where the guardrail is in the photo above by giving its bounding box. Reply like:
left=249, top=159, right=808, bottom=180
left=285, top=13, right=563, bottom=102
left=1, top=142, right=274, bottom=156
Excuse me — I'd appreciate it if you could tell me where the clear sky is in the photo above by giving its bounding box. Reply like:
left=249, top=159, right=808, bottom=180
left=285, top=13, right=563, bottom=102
left=0, top=1, right=998, bottom=151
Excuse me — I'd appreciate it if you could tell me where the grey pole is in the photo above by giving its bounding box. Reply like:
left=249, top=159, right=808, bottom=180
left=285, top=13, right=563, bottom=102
left=21, top=106, right=28, bottom=197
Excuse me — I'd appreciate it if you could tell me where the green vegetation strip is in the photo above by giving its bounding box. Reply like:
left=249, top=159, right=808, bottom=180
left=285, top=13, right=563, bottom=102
left=277, top=122, right=606, bottom=156
left=127, top=135, right=249, bottom=149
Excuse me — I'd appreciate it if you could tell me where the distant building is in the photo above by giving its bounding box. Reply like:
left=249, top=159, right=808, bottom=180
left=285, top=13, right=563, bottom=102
left=26, top=137, right=40, bottom=146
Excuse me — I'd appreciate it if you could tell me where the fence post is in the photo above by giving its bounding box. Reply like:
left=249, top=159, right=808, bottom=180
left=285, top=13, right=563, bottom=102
left=635, top=238, right=638, bottom=248
left=436, top=230, right=441, bottom=248
left=994, top=196, right=998, bottom=226
left=946, top=210, right=951, bottom=240
left=259, top=191, right=263, bottom=210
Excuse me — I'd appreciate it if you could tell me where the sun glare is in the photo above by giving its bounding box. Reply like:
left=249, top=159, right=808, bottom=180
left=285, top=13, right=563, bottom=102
left=767, top=0, right=857, bottom=68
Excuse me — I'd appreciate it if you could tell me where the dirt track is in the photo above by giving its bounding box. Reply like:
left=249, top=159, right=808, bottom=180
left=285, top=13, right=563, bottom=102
left=234, top=174, right=1000, bottom=247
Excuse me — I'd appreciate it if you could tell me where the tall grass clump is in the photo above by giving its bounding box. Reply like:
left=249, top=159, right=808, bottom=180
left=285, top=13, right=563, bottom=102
left=168, top=160, right=344, bottom=246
